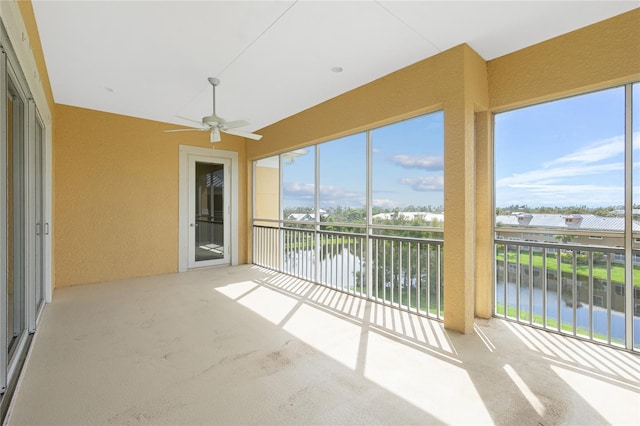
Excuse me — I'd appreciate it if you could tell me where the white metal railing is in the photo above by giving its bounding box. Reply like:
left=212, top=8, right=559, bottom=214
left=253, top=224, right=444, bottom=319
left=494, top=237, right=639, bottom=351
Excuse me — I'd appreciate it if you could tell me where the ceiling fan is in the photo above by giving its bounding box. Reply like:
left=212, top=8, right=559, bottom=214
left=165, top=77, right=262, bottom=143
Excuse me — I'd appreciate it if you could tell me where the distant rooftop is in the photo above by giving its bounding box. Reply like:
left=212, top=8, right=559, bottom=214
left=496, top=213, right=640, bottom=232
left=373, top=212, right=444, bottom=222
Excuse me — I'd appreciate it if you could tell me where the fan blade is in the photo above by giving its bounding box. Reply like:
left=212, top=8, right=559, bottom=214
left=221, top=120, right=250, bottom=130
left=164, top=128, right=207, bottom=133
left=175, top=115, right=206, bottom=127
left=222, top=128, right=262, bottom=140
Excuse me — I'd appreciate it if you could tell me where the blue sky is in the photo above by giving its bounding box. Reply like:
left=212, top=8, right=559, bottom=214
left=496, top=84, right=639, bottom=208
left=282, top=112, right=445, bottom=210
left=279, top=83, right=639, bottom=212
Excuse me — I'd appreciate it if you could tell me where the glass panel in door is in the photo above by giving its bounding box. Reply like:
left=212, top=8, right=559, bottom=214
left=34, top=117, right=45, bottom=314
left=6, top=79, right=25, bottom=360
left=194, top=162, right=225, bottom=262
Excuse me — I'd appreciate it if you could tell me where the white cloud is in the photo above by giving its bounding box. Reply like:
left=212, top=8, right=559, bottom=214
left=544, top=135, right=624, bottom=167
left=372, top=198, right=397, bottom=209
left=496, top=163, right=623, bottom=187
left=318, top=185, right=365, bottom=207
left=399, top=175, right=444, bottom=192
left=496, top=133, right=639, bottom=207
left=284, top=182, right=366, bottom=207
left=390, top=155, right=443, bottom=171
left=283, top=181, right=314, bottom=199
left=497, top=184, right=624, bottom=207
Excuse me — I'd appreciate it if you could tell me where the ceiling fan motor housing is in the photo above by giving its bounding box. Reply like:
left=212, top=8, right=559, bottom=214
left=202, top=115, right=223, bottom=127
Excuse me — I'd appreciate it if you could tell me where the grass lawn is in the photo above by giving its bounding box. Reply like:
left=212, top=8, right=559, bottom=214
left=495, top=249, right=640, bottom=287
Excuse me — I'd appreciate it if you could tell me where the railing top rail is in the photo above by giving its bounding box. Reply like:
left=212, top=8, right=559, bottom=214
left=253, top=219, right=444, bottom=232
left=495, top=226, right=622, bottom=238
left=370, top=233, right=443, bottom=245
left=494, top=237, right=625, bottom=254
left=253, top=224, right=444, bottom=244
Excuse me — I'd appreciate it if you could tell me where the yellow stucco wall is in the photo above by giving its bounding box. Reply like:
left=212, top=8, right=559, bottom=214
left=54, top=105, right=247, bottom=287
left=16, top=0, right=55, bottom=115
left=489, top=8, right=640, bottom=111
left=254, top=165, right=280, bottom=221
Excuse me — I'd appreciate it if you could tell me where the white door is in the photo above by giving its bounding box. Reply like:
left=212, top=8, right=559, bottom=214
left=187, top=155, right=231, bottom=268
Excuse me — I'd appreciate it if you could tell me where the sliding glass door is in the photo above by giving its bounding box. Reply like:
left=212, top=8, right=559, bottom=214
left=5, top=71, right=27, bottom=366
left=0, top=29, right=49, bottom=396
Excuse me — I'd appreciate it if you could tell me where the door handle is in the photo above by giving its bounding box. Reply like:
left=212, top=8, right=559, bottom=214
left=36, top=223, right=41, bottom=235
left=190, top=223, right=194, bottom=227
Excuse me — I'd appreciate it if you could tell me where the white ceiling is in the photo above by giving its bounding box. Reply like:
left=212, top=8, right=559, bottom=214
left=32, top=1, right=638, bottom=133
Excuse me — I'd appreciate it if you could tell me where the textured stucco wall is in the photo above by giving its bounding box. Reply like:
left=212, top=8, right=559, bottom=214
left=254, top=165, right=279, bottom=221
left=16, top=0, right=55, bottom=116
left=442, top=46, right=489, bottom=333
left=54, top=105, right=247, bottom=287
left=488, top=8, right=640, bottom=111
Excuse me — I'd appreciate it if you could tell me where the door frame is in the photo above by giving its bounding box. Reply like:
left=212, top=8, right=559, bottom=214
left=179, top=145, right=238, bottom=271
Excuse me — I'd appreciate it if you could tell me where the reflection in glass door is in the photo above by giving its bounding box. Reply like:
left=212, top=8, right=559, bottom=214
left=188, top=157, right=230, bottom=268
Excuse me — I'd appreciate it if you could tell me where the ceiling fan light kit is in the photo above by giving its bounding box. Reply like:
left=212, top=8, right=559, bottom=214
left=164, top=77, right=262, bottom=144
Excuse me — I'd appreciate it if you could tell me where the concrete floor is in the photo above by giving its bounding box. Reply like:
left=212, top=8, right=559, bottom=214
left=6, top=265, right=640, bottom=425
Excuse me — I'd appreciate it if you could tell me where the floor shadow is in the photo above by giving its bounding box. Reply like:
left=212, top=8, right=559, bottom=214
left=245, top=265, right=639, bottom=425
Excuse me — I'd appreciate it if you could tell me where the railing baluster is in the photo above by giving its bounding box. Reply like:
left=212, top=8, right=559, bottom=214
left=347, top=236, right=351, bottom=293
left=383, top=240, right=387, bottom=305
left=341, top=236, right=346, bottom=291
left=589, top=251, right=594, bottom=340
left=416, top=243, right=421, bottom=314
left=528, top=246, right=533, bottom=325
left=542, top=246, right=547, bottom=328
left=407, top=242, right=411, bottom=312
left=607, top=252, right=612, bottom=345
left=516, top=244, right=521, bottom=321
left=572, top=249, right=577, bottom=336
left=333, top=234, right=337, bottom=290
left=392, top=241, right=396, bottom=306
left=398, top=241, right=403, bottom=308
left=374, top=238, right=379, bottom=301
left=359, top=236, right=364, bottom=297
left=267, top=227, right=271, bottom=268
left=296, top=230, right=300, bottom=277
left=557, top=249, right=562, bottom=333
left=503, top=244, right=508, bottom=319
left=426, top=243, right=431, bottom=315
left=436, top=244, right=441, bottom=319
